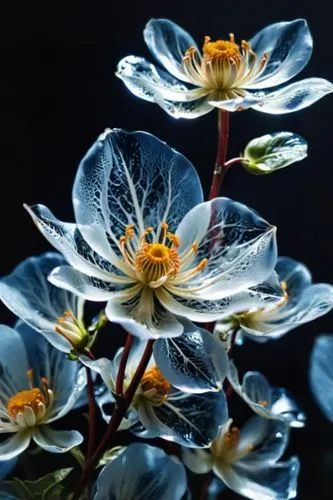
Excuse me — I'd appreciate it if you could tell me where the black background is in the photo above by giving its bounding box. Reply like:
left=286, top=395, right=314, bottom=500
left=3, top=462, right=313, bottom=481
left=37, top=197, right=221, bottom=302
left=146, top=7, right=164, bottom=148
left=1, top=1, right=333, bottom=498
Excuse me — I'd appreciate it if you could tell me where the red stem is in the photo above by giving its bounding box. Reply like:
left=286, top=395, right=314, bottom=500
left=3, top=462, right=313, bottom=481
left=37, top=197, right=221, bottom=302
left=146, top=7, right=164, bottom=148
left=208, top=109, right=230, bottom=200
left=85, top=366, right=97, bottom=461
left=115, top=334, right=134, bottom=396
left=71, top=339, right=155, bottom=499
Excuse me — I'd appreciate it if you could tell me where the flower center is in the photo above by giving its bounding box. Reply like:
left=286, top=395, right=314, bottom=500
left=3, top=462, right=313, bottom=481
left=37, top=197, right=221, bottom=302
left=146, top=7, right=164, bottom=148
left=7, top=370, right=54, bottom=427
left=203, top=35, right=241, bottom=64
left=141, top=365, right=171, bottom=405
left=54, top=311, right=88, bottom=350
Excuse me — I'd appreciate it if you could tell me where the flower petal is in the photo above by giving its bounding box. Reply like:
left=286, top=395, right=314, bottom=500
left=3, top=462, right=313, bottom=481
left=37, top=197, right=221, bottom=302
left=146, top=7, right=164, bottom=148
left=247, top=19, right=312, bottom=89
left=310, top=335, right=333, bottom=422
left=138, top=390, right=228, bottom=448
left=0, top=432, right=31, bottom=461
left=270, top=389, right=306, bottom=428
left=0, top=325, right=29, bottom=398
left=155, top=95, right=214, bottom=119
left=154, top=319, right=229, bottom=393
left=174, top=198, right=277, bottom=300
left=208, top=93, right=266, bottom=112
left=32, top=426, right=83, bottom=453
left=252, top=78, right=333, bottom=114
left=94, top=443, right=187, bottom=500
left=0, top=457, right=17, bottom=479
left=181, top=448, right=212, bottom=474
left=144, top=18, right=199, bottom=83
left=73, top=129, right=203, bottom=258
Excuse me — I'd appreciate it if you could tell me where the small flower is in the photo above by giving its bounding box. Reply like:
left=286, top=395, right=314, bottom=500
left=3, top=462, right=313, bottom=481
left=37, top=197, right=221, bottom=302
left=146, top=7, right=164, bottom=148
left=0, top=252, right=93, bottom=356
left=0, top=322, right=85, bottom=460
left=94, top=443, right=187, bottom=500
left=25, top=129, right=277, bottom=340
left=220, top=257, right=333, bottom=342
left=182, top=416, right=300, bottom=500
left=84, top=338, right=228, bottom=448
left=310, top=335, right=333, bottom=423
left=228, top=360, right=305, bottom=428
left=116, top=18, right=333, bottom=118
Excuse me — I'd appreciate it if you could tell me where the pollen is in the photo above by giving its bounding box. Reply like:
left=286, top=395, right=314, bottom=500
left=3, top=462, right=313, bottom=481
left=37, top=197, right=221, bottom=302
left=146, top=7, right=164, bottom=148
left=141, top=366, right=171, bottom=397
left=259, top=400, right=269, bottom=407
left=7, top=388, right=45, bottom=418
left=203, top=34, right=241, bottom=64
left=223, top=426, right=240, bottom=449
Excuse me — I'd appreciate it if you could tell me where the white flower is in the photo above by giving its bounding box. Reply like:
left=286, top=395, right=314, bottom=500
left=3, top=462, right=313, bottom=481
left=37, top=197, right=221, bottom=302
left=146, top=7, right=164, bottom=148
left=25, top=128, right=277, bottom=340
left=182, top=417, right=300, bottom=500
left=0, top=322, right=85, bottom=460
left=116, top=18, right=333, bottom=118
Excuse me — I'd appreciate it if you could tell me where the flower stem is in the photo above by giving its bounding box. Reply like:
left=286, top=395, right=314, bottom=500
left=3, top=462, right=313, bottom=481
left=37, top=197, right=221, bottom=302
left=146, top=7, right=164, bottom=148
left=85, top=366, right=97, bottom=462
left=71, top=339, right=155, bottom=499
left=115, top=333, right=134, bottom=396
left=224, top=156, right=245, bottom=169
left=208, top=109, right=230, bottom=200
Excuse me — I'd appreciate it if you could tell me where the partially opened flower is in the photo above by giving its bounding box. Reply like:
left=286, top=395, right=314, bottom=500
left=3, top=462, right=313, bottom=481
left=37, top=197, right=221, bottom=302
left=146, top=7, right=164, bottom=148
left=0, top=322, right=85, bottom=460
left=221, top=257, right=333, bottom=342
left=117, top=18, right=333, bottom=118
left=228, top=361, right=305, bottom=428
left=310, top=335, right=333, bottom=423
left=84, top=337, right=228, bottom=447
left=94, top=443, right=187, bottom=500
left=25, top=128, right=277, bottom=340
left=182, top=416, right=300, bottom=500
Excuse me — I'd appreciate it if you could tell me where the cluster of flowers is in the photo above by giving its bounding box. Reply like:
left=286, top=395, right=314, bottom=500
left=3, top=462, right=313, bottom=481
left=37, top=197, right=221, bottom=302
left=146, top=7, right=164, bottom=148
left=1, top=17, right=333, bottom=500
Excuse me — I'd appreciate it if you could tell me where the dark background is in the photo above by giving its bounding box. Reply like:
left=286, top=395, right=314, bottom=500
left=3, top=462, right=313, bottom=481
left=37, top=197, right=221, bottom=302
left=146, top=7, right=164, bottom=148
left=1, top=1, right=333, bottom=498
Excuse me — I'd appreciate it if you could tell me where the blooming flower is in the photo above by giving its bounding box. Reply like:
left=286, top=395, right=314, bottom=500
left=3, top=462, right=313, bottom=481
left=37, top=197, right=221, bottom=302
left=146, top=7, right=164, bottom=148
left=94, top=443, right=187, bottom=500
left=84, top=337, right=228, bottom=447
left=116, top=18, right=333, bottom=118
left=182, top=416, right=300, bottom=500
left=25, top=128, right=277, bottom=340
left=0, top=252, right=90, bottom=355
left=310, top=335, right=333, bottom=423
left=0, top=322, right=85, bottom=460
left=228, top=361, right=305, bottom=428
left=218, top=257, right=333, bottom=343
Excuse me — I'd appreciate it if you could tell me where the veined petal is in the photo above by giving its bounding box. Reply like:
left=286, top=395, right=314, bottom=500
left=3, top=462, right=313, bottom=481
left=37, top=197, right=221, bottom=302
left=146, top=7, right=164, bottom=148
left=0, top=431, right=31, bottom=460
left=72, top=128, right=203, bottom=256
left=310, top=335, right=333, bottom=422
left=154, top=319, right=229, bottom=393
left=0, top=325, right=29, bottom=398
left=252, top=78, right=333, bottom=114
left=154, top=94, right=213, bottom=119
left=247, top=19, right=312, bottom=89
left=208, top=93, right=266, bottom=112
left=144, top=18, right=199, bottom=83
left=174, top=198, right=277, bottom=300
left=215, top=457, right=299, bottom=500
left=117, top=56, right=204, bottom=102
left=32, top=426, right=83, bottom=453
left=94, top=443, right=187, bottom=500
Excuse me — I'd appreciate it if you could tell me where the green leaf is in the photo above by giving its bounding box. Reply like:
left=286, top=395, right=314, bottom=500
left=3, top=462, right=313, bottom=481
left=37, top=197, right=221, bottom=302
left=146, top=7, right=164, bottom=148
left=97, top=446, right=126, bottom=468
left=0, top=468, right=72, bottom=499
left=243, top=132, right=308, bottom=175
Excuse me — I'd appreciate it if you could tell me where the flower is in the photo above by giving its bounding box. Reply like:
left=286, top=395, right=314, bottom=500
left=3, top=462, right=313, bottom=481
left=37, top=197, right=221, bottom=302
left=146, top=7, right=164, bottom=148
left=182, top=416, right=300, bottom=500
left=0, top=252, right=91, bottom=355
left=25, top=128, right=277, bottom=340
left=94, top=443, right=187, bottom=500
left=228, top=361, right=305, bottom=428
left=310, top=335, right=333, bottom=423
left=84, top=337, right=228, bottom=448
left=0, top=322, right=85, bottom=460
left=116, top=18, right=333, bottom=118
left=218, top=257, right=333, bottom=343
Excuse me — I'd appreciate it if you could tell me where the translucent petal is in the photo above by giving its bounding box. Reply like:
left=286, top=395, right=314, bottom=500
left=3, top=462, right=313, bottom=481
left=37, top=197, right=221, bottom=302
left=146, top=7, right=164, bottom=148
left=174, top=198, right=277, bottom=300
left=252, top=78, right=333, bottom=114
left=139, top=390, right=228, bottom=448
left=270, top=389, right=306, bottom=428
left=0, top=432, right=31, bottom=460
left=154, top=319, right=229, bottom=393
left=0, top=325, right=29, bottom=398
left=181, top=448, right=212, bottom=474
left=73, top=129, right=203, bottom=258
left=153, top=94, right=213, bottom=119
left=94, top=443, right=187, bottom=500
left=0, top=457, right=17, bottom=480
left=243, top=132, right=308, bottom=174
left=208, top=93, right=265, bottom=112
left=116, top=56, right=203, bottom=102
left=32, top=426, right=83, bottom=453
left=215, top=457, right=300, bottom=500
left=144, top=18, right=199, bottom=83
left=276, top=256, right=312, bottom=291
left=247, top=19, right=312, bottom=89
left=310, top=335, right=333, bottom=422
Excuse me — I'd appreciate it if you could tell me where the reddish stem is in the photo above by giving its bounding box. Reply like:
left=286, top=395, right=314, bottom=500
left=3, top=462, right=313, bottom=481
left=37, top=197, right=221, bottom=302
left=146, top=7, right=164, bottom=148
left=71, top=339, right=155, bottom=499
left=224, top=156, right=244, bottom=169
left=115, top=334, right=134, bottom=396
left=85, top=366, right=97, bottom=461
left=208, top=110, right=230, bottom=200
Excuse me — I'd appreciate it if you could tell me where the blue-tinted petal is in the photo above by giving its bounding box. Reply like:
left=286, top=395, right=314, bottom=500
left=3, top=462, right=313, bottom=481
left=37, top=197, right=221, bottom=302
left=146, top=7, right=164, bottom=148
left=0, top=432, right=31, bottom=461
left=153, top=93, right=213, bottom=119
left=271, top=389, right=306, bottom=428
left=181, top=447, right=212, bottom=474
left=144, top=18, right=199, bottom=83
left=0, top=458, right=17, bottom=480
left=32, top=427, right=83, bottom=453
left=94, top=443, right=187, bottom=500
left=208, top=93, right=265, bottom=111
left=154, top=319, right=229, bottom=393
left=247, top=19, right=312, bottom=89
left=310, top=335, right=333, bottom=422
left=276, top=257, right=312, bottom=295
left=252, top=78, right=333, bottom=114
left=0, top=325, right=29, bottom=398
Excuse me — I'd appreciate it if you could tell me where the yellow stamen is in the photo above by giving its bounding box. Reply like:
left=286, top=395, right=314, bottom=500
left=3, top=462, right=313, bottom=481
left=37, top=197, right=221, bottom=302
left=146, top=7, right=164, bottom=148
left=259, top=400, right=268, bottom=407
left=7, top=388, right=45, bottom=418
left=203, top=34, right=241, bottom=64
left=141, top=366, right=171, bottom=404
left=223, top=426, right=240, bottom=449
